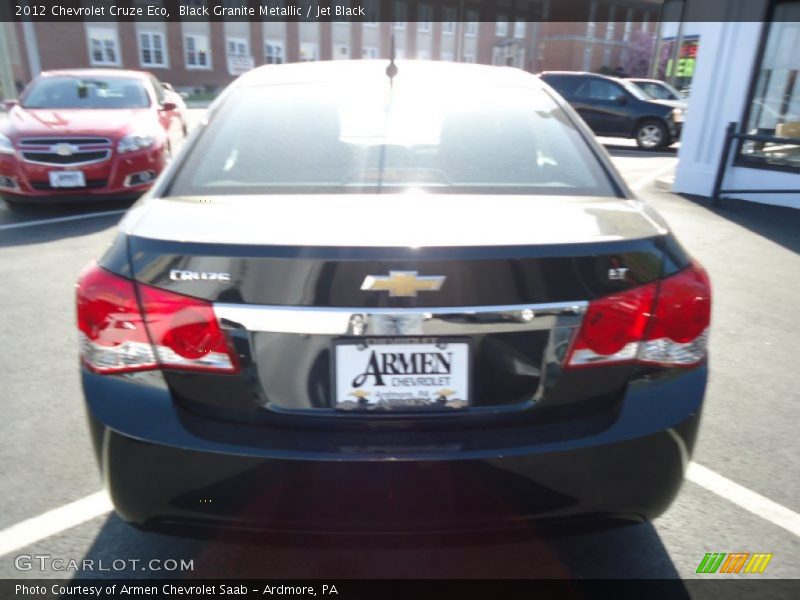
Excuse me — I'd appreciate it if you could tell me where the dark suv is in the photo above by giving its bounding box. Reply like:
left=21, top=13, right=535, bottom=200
left=539, top=72, right=684, bottom=150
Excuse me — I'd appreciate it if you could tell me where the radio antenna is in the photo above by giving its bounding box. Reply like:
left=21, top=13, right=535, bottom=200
left=386, top=34, right=398, bottom=83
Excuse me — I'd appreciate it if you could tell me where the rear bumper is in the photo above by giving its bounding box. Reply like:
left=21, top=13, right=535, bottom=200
left=83, top=366, right=706, bottom=532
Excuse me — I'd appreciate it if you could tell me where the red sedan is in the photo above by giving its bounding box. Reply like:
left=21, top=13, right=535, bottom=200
left=0, top=69, right=186, bottom=204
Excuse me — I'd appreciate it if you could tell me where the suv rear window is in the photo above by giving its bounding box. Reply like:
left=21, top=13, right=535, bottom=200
left=168, top=81, right=616, bottom=197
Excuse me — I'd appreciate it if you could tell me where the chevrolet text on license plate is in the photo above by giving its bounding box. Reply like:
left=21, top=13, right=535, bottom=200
left=334, top=337, right=470, bottom=411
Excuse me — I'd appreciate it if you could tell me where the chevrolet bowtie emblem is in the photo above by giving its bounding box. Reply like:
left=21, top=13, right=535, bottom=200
left=52, top=143, right=76, bottom=156
left=361, top=271, right=446, bottom=298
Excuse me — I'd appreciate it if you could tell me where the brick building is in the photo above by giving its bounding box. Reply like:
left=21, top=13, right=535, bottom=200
left=2, top=0, right=659, bottom=96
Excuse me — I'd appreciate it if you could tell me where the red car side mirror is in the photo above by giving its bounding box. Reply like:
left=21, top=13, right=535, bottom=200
left=160, top=101, right=177, bottom=112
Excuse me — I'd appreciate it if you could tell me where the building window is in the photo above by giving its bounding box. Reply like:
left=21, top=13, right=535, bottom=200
left=464, top=53, right=476, bottom=63
left=496, top=18, right=508, bottom=37
left=264, top=41, right=284, bottom=64
left=465, top=13, right=478, bottom=37
left=300, top=42, right=318, bottom=62
left=417, top=49, right=431, bottom=60
left=441, top=51, right=454, bottom=62
left=394, top=1, right=406, bottom=29
left=334, top=43, right=350, bottom=60
left=739, top=2, right=800, bottom=169
left=623, top=11, right=633, bottom=42
left=226, top=37, right=248, bottom=57
left=514, top=20, right=526, bottom=39
left=185, top=34, right=211, bottom=69
left=87, top=28, right=120, bottom=66
left=364, top=0, right=378, bottom=24
left=443, top=8, right=456, bottom=34
left=138, top=31, right=166, bottom=68
left=418, top=5, right=432, bottom=32
left=362, top=46, right=379, bottom=59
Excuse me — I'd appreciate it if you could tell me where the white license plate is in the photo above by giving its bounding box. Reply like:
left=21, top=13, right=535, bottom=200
left=334, top=338, right=470, bottom=411
left=48, top=171, right=85, bottom=188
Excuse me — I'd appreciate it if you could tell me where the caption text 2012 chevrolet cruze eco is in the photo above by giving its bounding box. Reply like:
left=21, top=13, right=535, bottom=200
left=76, top=61, right=711, bottom=533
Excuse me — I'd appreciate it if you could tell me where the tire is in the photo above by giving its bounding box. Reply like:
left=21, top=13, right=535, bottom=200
left=635, top=120, right=669, bottom=150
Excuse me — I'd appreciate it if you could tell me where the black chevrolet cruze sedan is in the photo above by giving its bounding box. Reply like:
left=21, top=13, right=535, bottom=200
left=77, top=61, right=711, bottom=533
left=539, top=71, right=685, bottom=150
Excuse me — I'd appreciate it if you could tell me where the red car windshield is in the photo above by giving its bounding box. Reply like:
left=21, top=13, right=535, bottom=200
left=21, top=76, right=151, bottom=110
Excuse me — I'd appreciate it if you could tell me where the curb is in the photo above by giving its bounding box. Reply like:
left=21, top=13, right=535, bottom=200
left=655, top=175, right=675, bottom=191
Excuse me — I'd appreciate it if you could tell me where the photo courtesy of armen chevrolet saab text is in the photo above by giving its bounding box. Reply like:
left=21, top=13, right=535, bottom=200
left=76, top=60, right=711, bottom=533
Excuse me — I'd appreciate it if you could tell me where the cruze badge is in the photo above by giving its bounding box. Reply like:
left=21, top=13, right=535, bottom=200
left=170, top=269, right=231, bottom=282
left=361, top=271, right=445, bottom=298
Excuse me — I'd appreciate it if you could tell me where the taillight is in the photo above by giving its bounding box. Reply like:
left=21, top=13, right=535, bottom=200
left=566, top=262, right=711, bottom=369
left=77, top=262, right=156, bottom=374
left=137, top=284, right=239, bottom=373
left=77, top=263, right=238, bottom=375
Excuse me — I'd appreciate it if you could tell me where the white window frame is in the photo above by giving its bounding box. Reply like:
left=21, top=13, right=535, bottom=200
left=364, top=0, right=378, bottom=25
left=463, top=53, right=476, bottom=63
left=441, top=51, right=454, bottom=62
left=184, top=34, right=212, bottom=70
left=138, top=30, right=167, bottom=68
left=418, top=5, right=432, bottom=32
left=362, top=46, right=379, bottom=59
left=394, top=1, right=406, bottom=30
left=300, top=42, right=319, bottom=62
left=87, top=27, right=121, bottom=67
left=226, top=37, right=249, bottom=57
left=417, top=49, right=431, bottom=60
left=442, top=8, right=456, bottom=34
left=514, top=20, right=526, bottom=39
left=465, top=14, right=478, bottom=37
left=333, top=43, right=350, bottom=60
left=496, top=18, right=508, bottom=37
left=264, top=40, right=285, bottom=64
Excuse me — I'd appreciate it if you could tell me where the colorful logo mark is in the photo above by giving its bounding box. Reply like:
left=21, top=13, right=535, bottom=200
left=696, top=552, right=773, bottom=574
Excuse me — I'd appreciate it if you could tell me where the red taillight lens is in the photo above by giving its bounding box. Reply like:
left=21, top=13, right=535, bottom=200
left=647, top=262, right=712, bottom=344
left=76, top=262, right=156, bottom=374
left=566, top=262, right=711, bottom=369
left=77, top=263, right=238, bottom=374
left=138, top=284, right=239, bottom=373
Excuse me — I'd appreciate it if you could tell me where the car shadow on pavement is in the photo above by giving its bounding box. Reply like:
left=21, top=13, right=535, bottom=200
left=679, top=194, right=800, bottom=255
left=74, top=513, right=689, bottom=586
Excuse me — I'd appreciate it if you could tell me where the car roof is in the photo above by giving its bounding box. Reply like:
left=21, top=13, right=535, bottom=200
left=626, top=78, right=663, bottom=84
left=234, top=60, right=542, bottom=89
left=37, top=68, right=149, bottom=80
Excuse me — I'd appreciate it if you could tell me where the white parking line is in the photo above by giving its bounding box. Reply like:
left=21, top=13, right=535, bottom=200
left=0, top=210, right=126, bottom=232
left=686, top=462, right=800, bottom=537
left=0, top=461, right=797, bottom=556
left=0, top=491, right=112, bottom=557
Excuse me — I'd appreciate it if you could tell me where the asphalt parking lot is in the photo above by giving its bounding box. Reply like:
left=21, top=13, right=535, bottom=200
left=0, top=110, right=798, bottom=584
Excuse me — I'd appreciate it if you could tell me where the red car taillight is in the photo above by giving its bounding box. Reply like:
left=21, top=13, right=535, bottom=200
left=566, top=262, right=711, bottom=368
left=77, top=263, right=238, bottom=375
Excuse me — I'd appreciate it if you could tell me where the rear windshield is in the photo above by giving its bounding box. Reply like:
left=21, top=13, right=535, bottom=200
left=168, top=81, right=616, bottom=196
left=22, top=76, right=151, bottom=109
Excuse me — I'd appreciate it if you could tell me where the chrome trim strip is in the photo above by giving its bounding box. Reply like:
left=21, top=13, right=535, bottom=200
left=20, top=149, right=112, bottom=167
left=19, top=137, right=112, bottom=146
left=214, top=301, right=588, bottom=336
